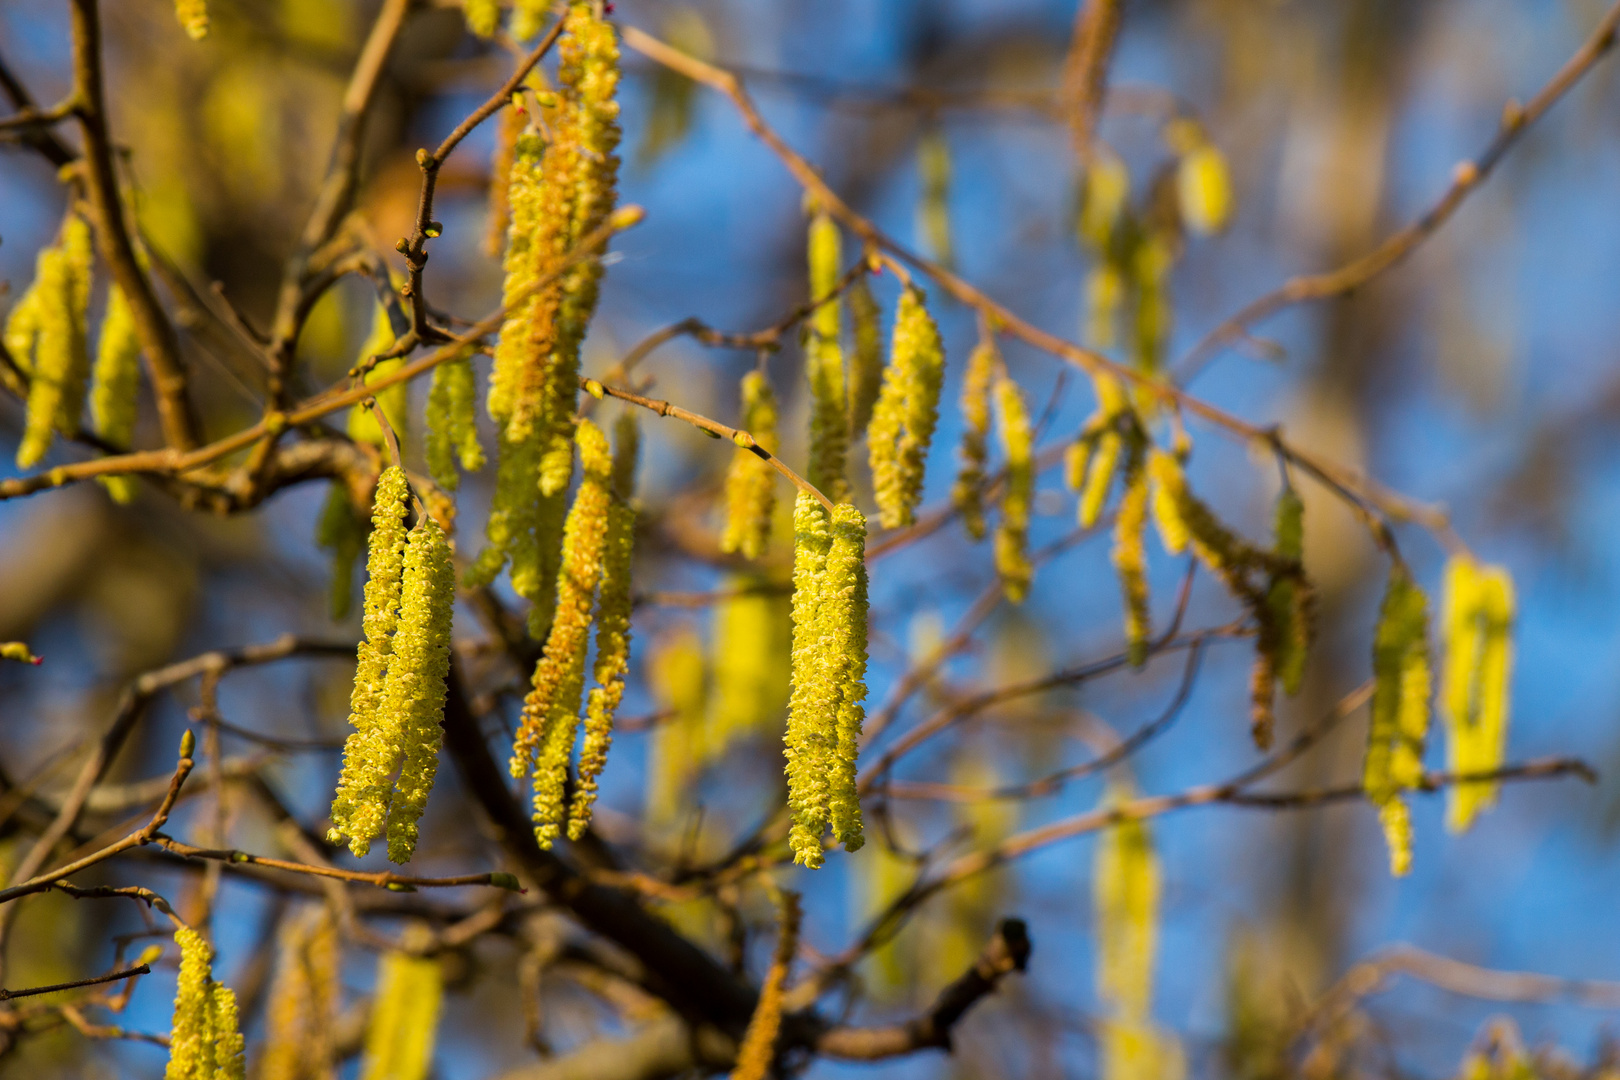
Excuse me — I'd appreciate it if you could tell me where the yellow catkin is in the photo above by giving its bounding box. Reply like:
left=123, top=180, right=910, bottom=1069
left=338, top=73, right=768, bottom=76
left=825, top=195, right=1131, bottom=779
left=174, top=0, right=209, bottom=39
left=1365, top=564, right=1431, bottom=877
left=4, top=284, right=40, bottom=375
left=484, top=99, right=526, bottom=257
left=1177, top=144, right=1233, bottom=236
left=315, top=481, right=366, bottom=621
left=729, top=891, right=802, bottom=1080
left=1132, top=234, right=1174, bottom=376
left=514, top=420, right=613, bottom=847
left=167, top=927, right=245, bottom=1080
left=425, top=348, right=485, bottom=491
left=328, top=467, right=411, bottom=857
left=805, top=210, right=849, bottom=503
left=868, top=286, right=946, bottom=529
left=491, top=4, right=621, bottom=496
left=1084, top=262, right=1126, bottom=350
left=846, top=275, right=884, bottom=437
left=347, top=300, right=407, bottom=450
left=1111, top=454, right=1151, bottom=668
left=1441, top=556, right=1515, bottom=833
left=711, top=579, right=791, bottom=753
left=646, top=626, right=708, bottom=828
left=510, top=0, right=549, bottom=41
left=382, top=517, right=456, bottom=864
left=1078, top=151, right=1130, bottom=250
left=462, top=0, right=500, bottom=38
left=952, top=336, right=997, bottom=541
left=359, top=951, right=443, bottom=1080
left=916, top=126, right=952, bottom=265
left=720, top=370, right=779, bottom=559
left=257, top=907, right=339, bottom=1080
left=993, top=374, right=1034, bottom=603
left=91, top=284, right=142, bottom=503
left=569, top=498, right=635, bottom=840
left=826, top=504, right=869, bottom=852
left=18, top=217, right=93, bottom=469
left=785, top=494, right=834, bottom=867
left=1075, top=373, right=1131, bottom=528
left=1095, top=798, right=1159, bottom=1023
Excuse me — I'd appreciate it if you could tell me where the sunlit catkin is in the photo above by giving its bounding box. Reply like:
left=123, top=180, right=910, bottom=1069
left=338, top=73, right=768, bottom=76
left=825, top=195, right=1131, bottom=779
left=462, top=0, right=499, bottom=37
left=993, top=375, right=1035, bottom=603
left=847, top=275, right=884, bottom=437
left=17, top=217, right=93, bottom=469
left=1111, top=453, right=1151, bottom=667
left=1173, top=124, right=1233, bottom=236
left=381, top=517, right=456, bottom=864
left=1440, top=555, right=1515, bottom=833
left=359, top=951, right=442, bottom=1080
left=1365, top=564, right=1431, bottom=877
left=174, top=0, right=209, bottom=39
left=425, top=348, right=485, bottom=491
left=1095, top=796, right=1159, bottom=1024
left=167, top=927, right=245, bottom=1080
left=868, top=286, right=946, bottom=529
left=328, top=467, right=410, bottom=857
left=805, top=209, right=849, bottom=502
left=257, top=907, right=338, bottom=1080
left=490, top=5, right=621, bottom=497
left=952, top=336, right=997, bottom=541
left=720, top=370, right=779, bottom=559
left=712, top=579, right=791, bottom=752
left=91, top=285, right=142, bottom=503
left=785, top=494, right=868, bottom=866
left=729, top=890, right=802, bottom=1080
left=514, top=420, right=613, bottom=847
left=1073, top=373, right=1131, bottom=529
left=569, top=498, right=635, bottom=840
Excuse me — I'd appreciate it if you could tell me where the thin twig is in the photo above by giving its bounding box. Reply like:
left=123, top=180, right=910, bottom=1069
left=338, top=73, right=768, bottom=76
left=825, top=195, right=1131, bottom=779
left=0, top=964, right=150, bottom=1003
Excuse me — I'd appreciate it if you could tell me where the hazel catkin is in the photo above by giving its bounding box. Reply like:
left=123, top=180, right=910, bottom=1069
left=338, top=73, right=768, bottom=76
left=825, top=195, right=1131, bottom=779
left=868, top=286, right=945, bottom=530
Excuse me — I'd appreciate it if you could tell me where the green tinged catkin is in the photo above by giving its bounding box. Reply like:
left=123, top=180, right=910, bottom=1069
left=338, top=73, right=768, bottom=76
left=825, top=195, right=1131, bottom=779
left=805, top=210, right=849, bottom=502
left=952, top=337, right=997, bottom=541
left=785, top=494, right=868, bottom=866
left=328, top=468, right=410, bottom=857
left=868, top=286, right=946, bottom=529
left=425, top=348, right=485, bottom=491
left=315, top=482, right=367, bottom=621
left=1440, top=555, right=1515, bottom=833
left=720, top=370, right=779, bottom=558
left=846, top=275, right=884, bottom=437
left=167, top=927, right=245, bottom=1080
left=1112, top=448, right=1151, bottom=667
left=1069, top=373, right=1131, bottom=529
left=174, top=0, right=209, bottom=39
left=91, top=285, right=142, bottom=503
left=1365, top=564, right=1431, bottom=877
left=993, top=373, right=1034, bottom=603
left=513, top=420, right=613, bottom=848
left=729, top=890, right=802, bottom=1080
left=359, top=951, right=443, bottom=1080
left=382, top=517, right=456, bottom=864
left=17, top=216, right=93, bottom=469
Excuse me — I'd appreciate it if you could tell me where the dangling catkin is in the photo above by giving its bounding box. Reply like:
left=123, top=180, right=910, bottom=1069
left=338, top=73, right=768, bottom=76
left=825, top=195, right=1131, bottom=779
left=1266, top=487, right=1310, bottom=696
left=359, top=950, right=442, bottom=1080
left=167, top=926, right=245, bottom=1080
left=256, top=906, right=339, bottom=1080
left=1111, top=451, right=1151, bottom=667
left=785, top=494, right=868, bottom=866
left=916, top=126, right=952, bottom=265
left=567, top=416, right=639, bottom=840
left=382, top=517, right=456, bottom=864
left=174, top=0, right=209, bottom=39
left=729, top=890, right=802, bottom=1080
left=805, top=209, right=849, bottom=502
left=1095, top=797, right=1159, bottom=1024
left=513, top=420, right=613, bottom=847
left=1072, top=373, right=1131, bottom=529
left=17, top=216, right=93, bottom=469
left=91, top=285, right=142, bottom=503
left=1365, top=563, right=1431, bottom=876
left=952, top=336, right=997, bottom=541
left=720, top=370, right=779, bottom=559
left=868, top=286, right=945, bottom=529
left=462, top=0, right=500, bottom=38
left=846, top=274, right=884, bottom=438
left=315, top=480, right=366, bottom=621
left=1441, top=555, right=1515, bottom=833
left=425, top=348, right=484, bottom=491
left=992, top=373, right=1034, bottom=603
left=328, top=467, right=410, bottom=857
left=711, top=579, right=791, bottom=751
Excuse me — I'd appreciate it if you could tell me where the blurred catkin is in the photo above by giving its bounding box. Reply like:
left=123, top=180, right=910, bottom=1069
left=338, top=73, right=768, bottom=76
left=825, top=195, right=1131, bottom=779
left=174, top=0, right=209, bottom=39
left=868, top=286, right=945, bottom=529
left=729, top=890, right=802, bottom=1080
left=1440, top=555, right=1515, bottom=833
left=1365, top=564, right=1431, bottom=876
left=1111, top=452, right=1151, bottom=668
left=359, top=950, right=442, bottom=1080
left=992, top=374, right=1034, bottom=603
left=17, top=216, right=93, bottom=469
left=805, top=209, right=849, bottom=502
left=952, top=336, right=997, bottom=541
left=425, top=348, right=485, bottom=491
left=846, top=275, right=884, bottom=438
left=91, top=284, right=142, bottom=503
left=720, top=370, right=779, bottom=559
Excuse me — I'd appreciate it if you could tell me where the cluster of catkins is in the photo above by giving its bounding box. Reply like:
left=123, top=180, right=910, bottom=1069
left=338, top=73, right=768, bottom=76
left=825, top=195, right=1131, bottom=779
left=469, top=0, right=622, bottom=634
left=951, top=331, right=1034, bottom=602
left=510, top=415, right=639, bottom=847
left=462, top=0, right=555, bottom=42
left=328, top=466, right=456, bottom=864
left=166, top=927, right=245, bottom=1080
left=5, top=211, right=147, bottom=501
